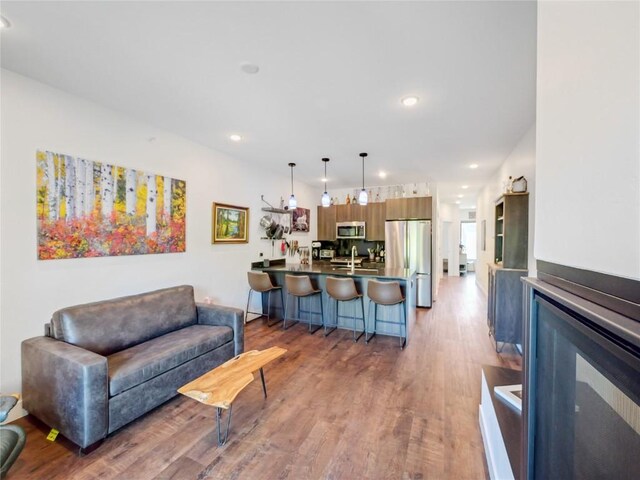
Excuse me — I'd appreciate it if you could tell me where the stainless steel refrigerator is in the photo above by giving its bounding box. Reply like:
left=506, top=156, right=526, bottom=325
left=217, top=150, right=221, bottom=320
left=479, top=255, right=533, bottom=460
left=385, top=220, right=432, bottom=307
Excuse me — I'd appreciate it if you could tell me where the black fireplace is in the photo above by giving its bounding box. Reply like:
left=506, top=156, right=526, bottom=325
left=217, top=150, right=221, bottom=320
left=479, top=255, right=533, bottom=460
left=522, top=262, right=640, bottom=480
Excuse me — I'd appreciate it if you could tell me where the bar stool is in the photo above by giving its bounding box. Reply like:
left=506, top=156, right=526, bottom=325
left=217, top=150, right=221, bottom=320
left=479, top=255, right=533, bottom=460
left=245, top=271, right=284, bottom=327
left=325, top=277, right=365, bottom=342
left=283, top=275, right=324, bottom=334
left=366, top=280, right=407, bottom=349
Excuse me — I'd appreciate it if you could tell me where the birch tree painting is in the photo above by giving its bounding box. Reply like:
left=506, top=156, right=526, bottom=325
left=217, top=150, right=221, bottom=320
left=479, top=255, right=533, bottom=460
left=36, top=150, right=186, bottom=260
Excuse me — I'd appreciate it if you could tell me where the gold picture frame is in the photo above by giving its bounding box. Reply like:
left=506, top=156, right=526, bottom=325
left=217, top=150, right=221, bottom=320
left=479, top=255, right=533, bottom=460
left=212, top=203, right=249, bottom=244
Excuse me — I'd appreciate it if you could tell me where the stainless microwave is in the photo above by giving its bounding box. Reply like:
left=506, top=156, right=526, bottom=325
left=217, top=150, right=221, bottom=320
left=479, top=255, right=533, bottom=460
left=336, top=221, right=366, bottom=239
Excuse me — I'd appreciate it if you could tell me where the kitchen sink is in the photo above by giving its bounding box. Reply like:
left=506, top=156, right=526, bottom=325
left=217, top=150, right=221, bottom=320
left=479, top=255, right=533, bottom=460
left=332, top=267, right=380, bottom=273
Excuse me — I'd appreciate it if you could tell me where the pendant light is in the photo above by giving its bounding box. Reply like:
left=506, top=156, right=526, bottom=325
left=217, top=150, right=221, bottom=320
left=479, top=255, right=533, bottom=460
left=321, top=158, right=331, bottom=207
left=358, top=152, right=368, bottom=205
left=288, top=162, right=297, bottom=209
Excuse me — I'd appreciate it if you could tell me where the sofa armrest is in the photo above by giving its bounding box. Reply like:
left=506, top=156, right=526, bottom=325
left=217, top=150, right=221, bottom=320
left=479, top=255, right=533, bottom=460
left=21, top=337, right=108, bottom=448
left=196, top=304, right=244, bottom=356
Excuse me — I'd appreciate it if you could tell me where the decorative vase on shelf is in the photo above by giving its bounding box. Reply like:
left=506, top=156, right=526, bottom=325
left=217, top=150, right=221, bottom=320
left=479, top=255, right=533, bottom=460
left=512, top=176, right=528, bottom=193
left=506, top=176, right=514, bottom=193
left=345, top=194, right=351, bottom=205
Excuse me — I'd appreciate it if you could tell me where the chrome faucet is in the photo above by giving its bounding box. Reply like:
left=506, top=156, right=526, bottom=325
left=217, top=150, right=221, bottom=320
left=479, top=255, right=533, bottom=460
left=350, top=245, right=357, bottom=274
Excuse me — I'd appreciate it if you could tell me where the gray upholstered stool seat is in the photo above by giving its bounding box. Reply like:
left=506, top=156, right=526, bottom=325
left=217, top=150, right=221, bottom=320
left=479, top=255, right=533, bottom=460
left=366, top=279, right=407, bottom=349
left=325, top=277, right=365, bottom=342
left=283, top=275, right=325, bottom=334
left=246, top=271, right=284, bottom=327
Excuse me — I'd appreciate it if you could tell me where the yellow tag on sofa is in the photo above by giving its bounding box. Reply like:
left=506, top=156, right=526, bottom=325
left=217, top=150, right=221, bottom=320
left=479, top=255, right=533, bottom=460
left=46, top=428, right=59, bottom=441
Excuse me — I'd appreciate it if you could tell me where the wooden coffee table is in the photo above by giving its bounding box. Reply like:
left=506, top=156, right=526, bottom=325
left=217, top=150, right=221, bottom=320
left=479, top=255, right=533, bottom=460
left=178, top=346, right=286, bottom=446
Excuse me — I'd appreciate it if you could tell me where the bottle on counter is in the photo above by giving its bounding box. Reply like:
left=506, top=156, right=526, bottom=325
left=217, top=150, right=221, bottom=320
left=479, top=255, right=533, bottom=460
left=345, top=194, right=351, bottom=205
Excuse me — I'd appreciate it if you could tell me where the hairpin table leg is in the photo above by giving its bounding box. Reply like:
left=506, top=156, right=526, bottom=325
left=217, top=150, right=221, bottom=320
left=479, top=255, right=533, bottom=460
left=259, top=368, right=267, bottom=398
left=216, top=405, right=233, bottom=446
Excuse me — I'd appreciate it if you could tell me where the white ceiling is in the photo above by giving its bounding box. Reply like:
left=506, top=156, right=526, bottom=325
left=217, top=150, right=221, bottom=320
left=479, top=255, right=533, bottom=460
left=0, top=1, right=536, bottom=208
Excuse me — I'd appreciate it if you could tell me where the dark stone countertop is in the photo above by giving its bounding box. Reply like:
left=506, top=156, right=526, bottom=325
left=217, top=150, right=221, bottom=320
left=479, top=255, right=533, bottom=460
left=253, top=260, right=415, bottom=281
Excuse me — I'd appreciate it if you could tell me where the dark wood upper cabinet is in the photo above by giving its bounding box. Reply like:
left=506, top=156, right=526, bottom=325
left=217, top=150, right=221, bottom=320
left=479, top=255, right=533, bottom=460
left=385, top=197, right=432, bottom=220
left=494, top=193, right=528, bottom=269
left=365, top=202, right=386, bottom=241
left=316, top=205, right=336, bottom=241
left=335, top=204, right=365, bottom=222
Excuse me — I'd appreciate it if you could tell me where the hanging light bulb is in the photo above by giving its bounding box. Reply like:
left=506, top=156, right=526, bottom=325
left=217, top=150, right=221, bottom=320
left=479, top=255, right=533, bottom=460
left=288, top=162, right=297, bottom=209
left=358, top=152, right=368, bottom=206
left=321, top=158, right=331, bottom=207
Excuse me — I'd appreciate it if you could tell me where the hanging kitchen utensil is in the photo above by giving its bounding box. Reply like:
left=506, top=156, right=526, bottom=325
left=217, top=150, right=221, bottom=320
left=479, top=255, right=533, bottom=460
left=259, top=214, right=273, bottom=229
left=274, top=224, right=284, bottom=239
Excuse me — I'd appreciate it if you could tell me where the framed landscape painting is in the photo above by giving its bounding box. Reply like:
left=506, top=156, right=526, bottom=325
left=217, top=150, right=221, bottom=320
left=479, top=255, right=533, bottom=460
left=36, top=150, right=186, bottom=260
left=212, top=203, right=249, bottom=244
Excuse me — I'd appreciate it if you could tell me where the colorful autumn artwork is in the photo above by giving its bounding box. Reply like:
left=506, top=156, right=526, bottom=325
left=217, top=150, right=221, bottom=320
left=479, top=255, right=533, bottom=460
left=36, top=150, right=186, bottom=260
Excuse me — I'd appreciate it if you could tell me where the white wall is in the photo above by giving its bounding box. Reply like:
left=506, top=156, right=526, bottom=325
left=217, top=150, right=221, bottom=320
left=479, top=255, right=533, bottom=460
left=476, top=124, right=536, bottom=294
left=0, top=70, right=319, bottom=394
left=536, top=1, right=639, bottom=280
left=433, top=189, right=442, bottom=299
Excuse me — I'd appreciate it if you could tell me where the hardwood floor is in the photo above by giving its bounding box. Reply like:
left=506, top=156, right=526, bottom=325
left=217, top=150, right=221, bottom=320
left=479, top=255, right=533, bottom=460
left=8, top=275, right=521, bottom=480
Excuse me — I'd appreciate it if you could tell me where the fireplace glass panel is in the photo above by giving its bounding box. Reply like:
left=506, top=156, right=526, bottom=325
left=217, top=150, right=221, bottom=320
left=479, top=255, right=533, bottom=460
left=533, top=296, right=640, bottom=480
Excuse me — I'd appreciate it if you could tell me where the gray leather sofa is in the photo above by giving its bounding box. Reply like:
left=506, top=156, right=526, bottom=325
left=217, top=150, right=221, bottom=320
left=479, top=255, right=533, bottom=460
left=21, top=285, right=244, bottom=449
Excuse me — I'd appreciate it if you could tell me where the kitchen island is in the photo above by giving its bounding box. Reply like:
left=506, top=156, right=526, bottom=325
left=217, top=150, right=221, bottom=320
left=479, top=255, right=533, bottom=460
left=252, top=260, right=417, bottom=343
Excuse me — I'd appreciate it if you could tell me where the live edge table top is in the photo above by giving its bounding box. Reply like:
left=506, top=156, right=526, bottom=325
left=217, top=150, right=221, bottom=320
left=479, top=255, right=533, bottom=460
left=177, top=346, right=287, bottom=410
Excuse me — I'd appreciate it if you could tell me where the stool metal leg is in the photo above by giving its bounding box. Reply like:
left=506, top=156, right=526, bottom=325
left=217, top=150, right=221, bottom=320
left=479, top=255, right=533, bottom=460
left=366, top=300, right=377, bottom=343
left=266, top=289, right=283, bottom=327
left=353, top=296, right=365, bottom=342
left=324, top=296, right=337, bottom=337
left=400, top=302, right=407, bottom=349
left=283, top=293, right=299, bottom=330
left=352, top=298, right=365, bottom=343
left=308, top=294, right=322, bottom=334
left=244, top=289, right=252, bottom=324
left=267, top=288, right=284, bottom=327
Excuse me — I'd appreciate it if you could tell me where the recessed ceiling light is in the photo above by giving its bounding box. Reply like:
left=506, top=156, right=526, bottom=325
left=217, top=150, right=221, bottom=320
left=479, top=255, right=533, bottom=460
left=470, top=205, right=476, bottom=208
left=401, top=96, right=419, bottom=107
left=457, top=194, right=463, bottom=198
left=0, top=15, right=11, bottom=28
left=469, top=163, right=478, bottom=169
left=229, top=134, right=242, bottom=142
left=461, top=185, right=469, bottom=189
left=378, top=171, right=387, bottom=178
left=455, top=201, right=461, bottom=205
left=240, top=63, right=259, bottom=74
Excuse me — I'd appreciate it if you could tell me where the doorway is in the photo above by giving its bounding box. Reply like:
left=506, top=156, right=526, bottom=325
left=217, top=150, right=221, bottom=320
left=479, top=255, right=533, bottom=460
left=460, top=220, right=477, bottom=273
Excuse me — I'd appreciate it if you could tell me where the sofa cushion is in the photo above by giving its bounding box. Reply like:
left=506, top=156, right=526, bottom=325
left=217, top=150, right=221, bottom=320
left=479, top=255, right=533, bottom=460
left=107, top=324, right=233, bottom=396
left=51, top=285, right=198, bottom=356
